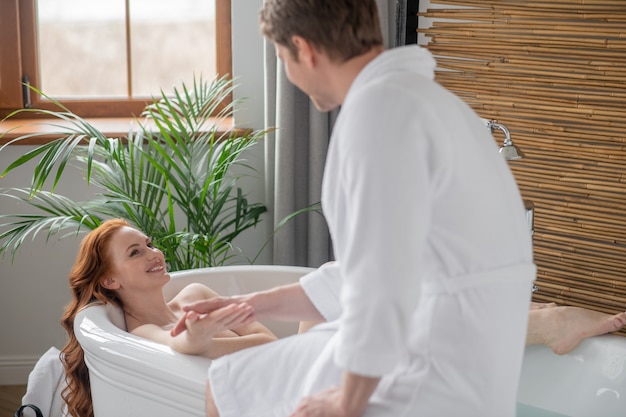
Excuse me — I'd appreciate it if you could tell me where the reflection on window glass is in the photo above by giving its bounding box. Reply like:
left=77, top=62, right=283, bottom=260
left=37, top=0, right=216, bottom=99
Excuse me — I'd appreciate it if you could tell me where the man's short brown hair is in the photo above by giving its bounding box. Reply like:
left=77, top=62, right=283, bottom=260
left=259, top=0, right=384, bottom=62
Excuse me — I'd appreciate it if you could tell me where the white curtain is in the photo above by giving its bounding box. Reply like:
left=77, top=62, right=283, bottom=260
left=263, top=0, right=407, bottom=267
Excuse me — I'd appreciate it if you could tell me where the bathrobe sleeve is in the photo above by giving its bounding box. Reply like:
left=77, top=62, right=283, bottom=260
left=329, top=81, right=445, bottom=377
left=300, top=262, right=343, bottom=321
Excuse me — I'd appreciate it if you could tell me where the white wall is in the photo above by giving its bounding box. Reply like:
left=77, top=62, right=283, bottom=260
left=0, top=1, right=267, bottom=384
left=228, top=0, right=269, bottom=265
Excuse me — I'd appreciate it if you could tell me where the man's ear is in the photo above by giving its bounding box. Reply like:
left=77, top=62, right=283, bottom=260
left=101, top=276, right=120, bottom=290
left=291, top=35, right=316, bottom=67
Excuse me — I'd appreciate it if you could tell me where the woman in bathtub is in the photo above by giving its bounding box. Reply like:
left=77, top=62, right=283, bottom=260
left=59, top=218, right=277, bottom=417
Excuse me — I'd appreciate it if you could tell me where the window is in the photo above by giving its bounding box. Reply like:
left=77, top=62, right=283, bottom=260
left=0, top=0, right=231, bottom=118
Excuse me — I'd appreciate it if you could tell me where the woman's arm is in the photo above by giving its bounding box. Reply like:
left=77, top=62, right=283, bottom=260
left=208, top=323, right=277, bottom=358
left=206, top=314, right=278, bottom=358
left=132, top=303, right=258, bottom=357
left=132, top=283, right=278, bottom=358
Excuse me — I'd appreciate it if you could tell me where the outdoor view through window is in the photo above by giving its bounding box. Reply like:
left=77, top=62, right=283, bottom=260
left=37, top=0, right=216, bottom=99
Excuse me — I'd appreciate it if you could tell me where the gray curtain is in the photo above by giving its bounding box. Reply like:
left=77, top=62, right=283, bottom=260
left=263, top=0, right=407, bottom=267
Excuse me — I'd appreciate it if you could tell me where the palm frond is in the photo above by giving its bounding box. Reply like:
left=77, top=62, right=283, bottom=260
left=0, top=75, right=273, bottom=270
left=0, top=189, right=102, bottom=260
left=1, top=86, right=112, bottom=192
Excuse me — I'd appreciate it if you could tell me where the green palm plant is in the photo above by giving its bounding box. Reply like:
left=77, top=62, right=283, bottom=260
left=0, top=76, right=268, bottom=270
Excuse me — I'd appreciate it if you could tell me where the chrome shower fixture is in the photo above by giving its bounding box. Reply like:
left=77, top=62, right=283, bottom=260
left=483, top=119, right=525, bottom=160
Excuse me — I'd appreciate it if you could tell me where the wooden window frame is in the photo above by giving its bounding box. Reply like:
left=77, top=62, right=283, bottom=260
left=0, top=0, right=23, bottom=110
left=0, top=0, right=232, bottom=119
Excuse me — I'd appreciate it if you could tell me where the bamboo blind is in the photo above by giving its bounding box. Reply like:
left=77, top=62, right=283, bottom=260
left=418, top=0, right=626, bottom=334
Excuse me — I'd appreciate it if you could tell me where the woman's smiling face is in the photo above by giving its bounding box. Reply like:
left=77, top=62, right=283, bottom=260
left=104, top=226, right=170, bottom=291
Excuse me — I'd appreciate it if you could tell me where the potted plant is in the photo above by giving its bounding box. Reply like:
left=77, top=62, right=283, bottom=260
left=0, top=75, right=269, bottom=271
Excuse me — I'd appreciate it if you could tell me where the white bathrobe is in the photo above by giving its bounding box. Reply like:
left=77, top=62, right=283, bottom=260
left=208, top=45, right=536, bottom=417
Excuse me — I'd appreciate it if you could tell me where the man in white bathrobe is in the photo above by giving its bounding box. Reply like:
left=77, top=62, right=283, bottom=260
left=173, top=1, right=536, bottom=416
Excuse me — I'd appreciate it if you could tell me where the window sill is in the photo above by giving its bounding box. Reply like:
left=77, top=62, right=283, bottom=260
left=0, top=116, right=237, bottom=145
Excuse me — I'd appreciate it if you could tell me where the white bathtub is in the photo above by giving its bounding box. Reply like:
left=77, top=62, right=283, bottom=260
left=75, top=265, right=626, bottom=417
left=516, top=334, right=626, bottom=417
left=75, top=265, right=315, bottom=417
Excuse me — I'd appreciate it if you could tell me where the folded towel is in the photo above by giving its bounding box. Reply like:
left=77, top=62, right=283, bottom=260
left=21, top=347, right=67, bottom=417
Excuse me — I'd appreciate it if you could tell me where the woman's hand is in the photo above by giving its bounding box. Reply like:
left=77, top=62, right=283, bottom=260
left=172, top=303, right=255, bottom=355
left=170, top=295, right=247, bottom=337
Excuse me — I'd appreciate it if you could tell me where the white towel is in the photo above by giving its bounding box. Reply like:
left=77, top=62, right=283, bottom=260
left=21, top=347, right=67, bottom=417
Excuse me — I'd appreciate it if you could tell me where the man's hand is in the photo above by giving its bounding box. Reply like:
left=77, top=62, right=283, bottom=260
left=168, top=302, right=255, bottom=356
left=184, top=303, right=255, bottom=338
left=289, top=386, right=345, bottom=417
left=170, top=296, right=249, bottom=337
left=289, top=373, right=380, bottom=417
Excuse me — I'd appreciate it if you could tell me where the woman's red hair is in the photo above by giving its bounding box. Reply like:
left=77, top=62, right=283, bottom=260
left=60, top=219, right=129, bottom=417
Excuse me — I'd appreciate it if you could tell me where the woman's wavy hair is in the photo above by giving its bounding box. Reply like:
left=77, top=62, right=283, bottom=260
left=60, top=219, right=129, bottom=417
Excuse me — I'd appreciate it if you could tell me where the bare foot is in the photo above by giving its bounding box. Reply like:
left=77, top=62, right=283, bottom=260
left=530, top=301, right=557, bottom=310
left=527, top=307, right=626, bottom=355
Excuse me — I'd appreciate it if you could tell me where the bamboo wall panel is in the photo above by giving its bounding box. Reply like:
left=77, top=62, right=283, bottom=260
left=418, top=0, right=626, bottom=334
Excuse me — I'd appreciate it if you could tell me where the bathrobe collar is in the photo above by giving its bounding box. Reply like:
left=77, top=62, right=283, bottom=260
left=345, top=44, right=436, bottom=103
